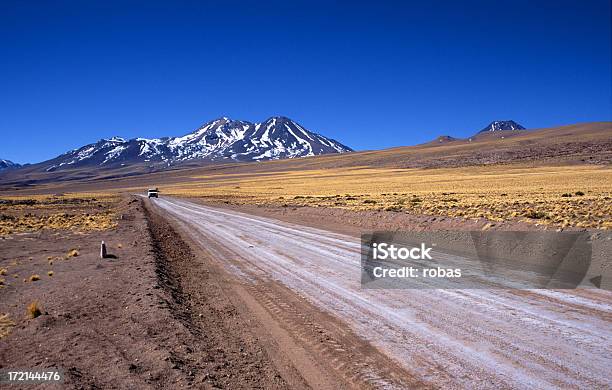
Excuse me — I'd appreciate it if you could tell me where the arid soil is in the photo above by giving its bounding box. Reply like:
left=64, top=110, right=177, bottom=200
left=1, top=192, right=611, bottom=388
left=1, top=197, right=305, bottom=389
left=0, top=197, right=230, bottom=388
left=1, top=196, right=426, bottom=389
left=143, top=203, right=296, bottom=389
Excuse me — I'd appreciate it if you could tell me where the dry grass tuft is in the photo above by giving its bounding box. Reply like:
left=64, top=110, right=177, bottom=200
left=0, top=268, right=7, bottom=276
left=525, top=210, right=547, bottom=219
left=29, top=274, right=41, bottom=282
left=27, top=302, right=42, bottom=318
left=0, top=313, right=15, bottom=338
left=47, top=271, right=54, bottom=277
left=67, top=249, right=79, bottom=258
left=384, top=205, right=403, bottom=212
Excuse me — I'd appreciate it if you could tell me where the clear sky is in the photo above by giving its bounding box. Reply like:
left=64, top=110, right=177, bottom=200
left=1, top=0, right=610, bottom=164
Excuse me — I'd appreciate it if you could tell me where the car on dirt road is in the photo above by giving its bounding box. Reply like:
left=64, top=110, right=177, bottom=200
left=147, top=188, right=159, bottom=198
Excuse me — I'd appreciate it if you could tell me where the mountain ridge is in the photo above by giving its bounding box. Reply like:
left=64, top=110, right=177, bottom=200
left=478, top=120, right=526, bottom=134
left=0, top=159, right=21, bottom=171
left=0, top=121, right=608, bottom=189
left=41, top=116, right=352, bottom=172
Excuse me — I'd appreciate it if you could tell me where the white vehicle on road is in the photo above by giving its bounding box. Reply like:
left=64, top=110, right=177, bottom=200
left=147, top=188, right=159, bottom=198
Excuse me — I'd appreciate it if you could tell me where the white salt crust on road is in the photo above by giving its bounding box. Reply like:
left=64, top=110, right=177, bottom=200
left=154, top=197, right=612, bottom=389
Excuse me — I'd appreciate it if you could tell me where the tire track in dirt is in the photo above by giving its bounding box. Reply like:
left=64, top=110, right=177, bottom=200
left=240, top=282, right=423, bottom=389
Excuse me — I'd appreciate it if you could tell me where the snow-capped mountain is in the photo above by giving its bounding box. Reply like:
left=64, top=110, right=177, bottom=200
left=43, top=116, right=352, bottom=171
left=478, top=120, right=525, bottom=133
left=0, top=159, right=20, bottom=171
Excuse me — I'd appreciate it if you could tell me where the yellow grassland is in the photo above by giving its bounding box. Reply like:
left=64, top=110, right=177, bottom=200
left=0, top=192, right=118, bottom=235
left=161, top=164, right=611, bottom=229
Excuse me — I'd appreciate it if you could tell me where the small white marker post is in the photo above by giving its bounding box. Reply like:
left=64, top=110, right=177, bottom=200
left=100, top=241, right=107, bottom=259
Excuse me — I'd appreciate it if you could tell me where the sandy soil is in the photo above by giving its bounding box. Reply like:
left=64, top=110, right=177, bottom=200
left=0, top=197, right=222, bottom=389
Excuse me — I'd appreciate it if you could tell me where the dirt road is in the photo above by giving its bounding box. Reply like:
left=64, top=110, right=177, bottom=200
left=152, top=197, right=612, bottom=389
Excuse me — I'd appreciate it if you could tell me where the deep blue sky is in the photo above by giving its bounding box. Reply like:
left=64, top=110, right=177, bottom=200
left=1, top=0, right=610, bottom=164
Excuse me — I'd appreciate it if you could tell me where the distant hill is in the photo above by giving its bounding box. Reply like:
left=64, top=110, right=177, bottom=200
left=329, top=121, right=611, bottom=169
left=422, top=135, right=459, bottom=145
left=0, top=159, right=20, bottom=171
left=426, top=120, right=527, bottom=144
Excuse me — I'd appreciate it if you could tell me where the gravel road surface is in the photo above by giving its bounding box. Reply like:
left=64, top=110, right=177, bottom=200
left=153, top=197, right=612, bottom=389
